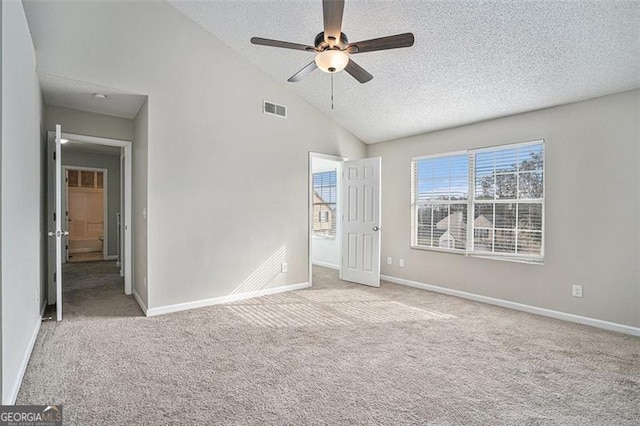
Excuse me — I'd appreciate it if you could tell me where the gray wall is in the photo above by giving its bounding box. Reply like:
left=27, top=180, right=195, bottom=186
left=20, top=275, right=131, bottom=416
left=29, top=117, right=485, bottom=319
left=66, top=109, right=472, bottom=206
left=24, top=1, right=366, bottom=310
left=368, top=90, right=640, bottom=328
left=1, top=0, right=43, bottom=403
left=61, top=149, right=121, bottom=257
left=45, top=105, right=133, bottom=141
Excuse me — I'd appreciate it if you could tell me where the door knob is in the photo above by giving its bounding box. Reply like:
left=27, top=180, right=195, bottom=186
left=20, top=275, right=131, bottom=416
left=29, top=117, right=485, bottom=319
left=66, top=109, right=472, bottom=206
left=373, top=226, right=380, bottom=231
left=47, top=231, right=69, bottom=237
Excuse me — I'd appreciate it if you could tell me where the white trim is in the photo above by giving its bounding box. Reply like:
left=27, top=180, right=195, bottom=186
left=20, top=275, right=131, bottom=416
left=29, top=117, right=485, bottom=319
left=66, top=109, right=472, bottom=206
left=4, top=319, right=41, bottom=404
left=411, top=150, right=468, bottom=162
left=146, top=282, right=311, bottom=317
left=105, top=255, right=118, bottom=261
left=381, top=274, right=640, bottom=337
left=312, top=261, right=339, bottom=270
left=133, top=290, right=148, bottom=316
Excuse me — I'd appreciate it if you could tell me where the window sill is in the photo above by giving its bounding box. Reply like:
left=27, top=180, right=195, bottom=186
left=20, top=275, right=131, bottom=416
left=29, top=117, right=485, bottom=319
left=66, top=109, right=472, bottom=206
left=410, top=245, right=544, bottom=265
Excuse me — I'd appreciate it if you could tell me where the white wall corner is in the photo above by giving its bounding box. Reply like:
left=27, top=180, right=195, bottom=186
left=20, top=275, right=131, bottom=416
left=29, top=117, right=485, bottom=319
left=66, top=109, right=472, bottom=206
left=132, top=290, right=148, bottom=316
left=380, top=274, right=640, bottom=337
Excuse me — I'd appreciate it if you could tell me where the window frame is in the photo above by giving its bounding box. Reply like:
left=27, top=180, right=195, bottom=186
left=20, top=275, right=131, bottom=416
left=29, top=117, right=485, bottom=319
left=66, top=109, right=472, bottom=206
left=411, top=140, right=545, bottom=263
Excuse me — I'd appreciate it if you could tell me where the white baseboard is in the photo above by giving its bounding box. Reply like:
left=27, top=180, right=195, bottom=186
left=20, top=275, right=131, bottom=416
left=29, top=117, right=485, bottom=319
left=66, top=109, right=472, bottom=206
left=312, top=261, right=339, bottom=270
left=147, top=282, right=311, bottom=317
left=132, top=290, right=148, bottom=316
left=105, top=255, right=118, bottom=261
left=4, top=317, right=42, bottom=405
left=381, top=274, right=640, bottom=337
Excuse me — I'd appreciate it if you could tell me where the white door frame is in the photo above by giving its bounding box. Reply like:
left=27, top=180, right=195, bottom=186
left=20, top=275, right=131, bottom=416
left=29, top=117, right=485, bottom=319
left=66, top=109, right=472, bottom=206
left=63, top=166, right=109, bottom=261
left=308, top=152, right=346, bottom=287
left=47, top=131, right=133, bottom=295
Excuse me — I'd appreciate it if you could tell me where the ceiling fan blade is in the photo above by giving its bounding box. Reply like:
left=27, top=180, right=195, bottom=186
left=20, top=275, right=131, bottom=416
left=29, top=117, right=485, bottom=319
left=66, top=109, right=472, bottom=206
left=322, top=0, right=345, bottom=45
left=251, top=37, right=316, bottom=52
left=344, top=59, right=373, bottom=84
left=346, top=33, right=415, bottom=54
left=288, top=61, right=318, bottom=82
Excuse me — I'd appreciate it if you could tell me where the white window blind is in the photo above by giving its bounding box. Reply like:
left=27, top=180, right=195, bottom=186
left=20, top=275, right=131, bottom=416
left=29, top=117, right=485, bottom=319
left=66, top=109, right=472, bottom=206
left=412, top=153, right=469, bottom=251
left=412, top=140, right=544, bottom=261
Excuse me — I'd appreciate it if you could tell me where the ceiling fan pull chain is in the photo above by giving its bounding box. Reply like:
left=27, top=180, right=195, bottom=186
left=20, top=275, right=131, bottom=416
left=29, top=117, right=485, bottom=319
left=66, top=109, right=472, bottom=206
left=331, top=73, right=334, bottom=110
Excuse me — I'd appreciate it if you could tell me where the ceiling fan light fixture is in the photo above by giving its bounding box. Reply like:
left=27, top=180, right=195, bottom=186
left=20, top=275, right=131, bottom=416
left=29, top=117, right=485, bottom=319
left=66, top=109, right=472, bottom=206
left=315, top=49, right=348, bottom=73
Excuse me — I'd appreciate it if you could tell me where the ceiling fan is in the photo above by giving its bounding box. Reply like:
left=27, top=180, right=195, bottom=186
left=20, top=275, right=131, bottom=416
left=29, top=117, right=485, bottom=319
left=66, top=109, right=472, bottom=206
left=250, top=0, right=415, bottom=84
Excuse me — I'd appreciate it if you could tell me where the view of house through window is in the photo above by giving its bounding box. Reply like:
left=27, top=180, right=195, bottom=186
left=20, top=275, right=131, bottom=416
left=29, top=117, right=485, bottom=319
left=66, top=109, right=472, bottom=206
left=313, top=170, right=337, bottom=238
left=412, top=140, right=544, bottom=261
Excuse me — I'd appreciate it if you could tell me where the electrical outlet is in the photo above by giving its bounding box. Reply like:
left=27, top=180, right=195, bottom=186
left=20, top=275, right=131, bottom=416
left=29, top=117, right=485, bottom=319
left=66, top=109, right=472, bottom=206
left=399, top=258, right=405, bottom=267
left=572, top=284, right=583, bottom=298
left=143, top=276, right=147, bottom=289
left=281, top=262, right=288, bottom=273
left=386, top=257, right=392, bottom=265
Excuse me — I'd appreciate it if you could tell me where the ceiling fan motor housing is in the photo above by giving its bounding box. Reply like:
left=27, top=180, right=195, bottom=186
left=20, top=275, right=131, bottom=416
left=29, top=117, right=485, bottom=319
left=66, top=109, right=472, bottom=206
left=315, top=31, right=348, bottom=51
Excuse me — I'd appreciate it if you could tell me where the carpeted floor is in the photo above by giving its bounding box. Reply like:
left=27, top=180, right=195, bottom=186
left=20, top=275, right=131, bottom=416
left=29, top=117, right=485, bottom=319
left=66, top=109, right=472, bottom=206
left=18, top=266, right=640, bottom=425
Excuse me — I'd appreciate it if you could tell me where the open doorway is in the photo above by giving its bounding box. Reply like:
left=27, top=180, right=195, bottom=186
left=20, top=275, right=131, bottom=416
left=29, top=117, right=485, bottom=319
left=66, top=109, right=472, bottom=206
left=309, top=153, right=344, bottom=286
left=309, top=153, right=383, bottom=289
left=47, top=130, right=133, bottom=320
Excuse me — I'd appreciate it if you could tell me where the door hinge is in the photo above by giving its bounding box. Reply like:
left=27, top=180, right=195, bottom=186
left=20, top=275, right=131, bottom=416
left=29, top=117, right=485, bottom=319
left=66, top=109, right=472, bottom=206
left=53, top=152, right=56, bottom=161
left=53, top=272, right=56, bottom=283
left=53, top=212, right=56, bottom=221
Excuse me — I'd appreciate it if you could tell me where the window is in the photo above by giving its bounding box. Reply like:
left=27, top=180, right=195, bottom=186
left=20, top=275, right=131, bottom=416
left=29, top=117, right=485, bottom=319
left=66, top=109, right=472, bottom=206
left=412, top=140, right=544, bottom=261
left=313, top=170, right=337, bottom=238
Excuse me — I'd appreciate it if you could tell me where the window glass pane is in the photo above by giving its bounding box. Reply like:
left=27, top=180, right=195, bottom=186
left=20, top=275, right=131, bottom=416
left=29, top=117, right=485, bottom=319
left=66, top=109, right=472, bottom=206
left=68, top=170, right=79, bottom=187
left=519, top=145, right=543, bottom=171
left=81, top=171, right=94, bottom=187
left=444, top=204, right=468, bottom=250
left=496, top=173, right=517, bottom=199
left=474, top=203, right=494, bottom=227
left=517, top=231, right=542, bottom=255
left=495, top=203, right=516, bottom=229
left=518, top=171, right=543, bottom=199
left=495, top=148, right=517, bottom=173
left=494, top=230, right=516, bottom=253
left=417, top=225, right=433, bottom=247
left=474, top=228, right=493, bottom=252
left=518, top=203, right=542, bottom=231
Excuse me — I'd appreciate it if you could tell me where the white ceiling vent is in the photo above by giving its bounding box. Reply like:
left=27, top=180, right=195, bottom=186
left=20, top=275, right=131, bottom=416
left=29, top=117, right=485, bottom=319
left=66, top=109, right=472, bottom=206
left=263, top=100, right=287, bottom=118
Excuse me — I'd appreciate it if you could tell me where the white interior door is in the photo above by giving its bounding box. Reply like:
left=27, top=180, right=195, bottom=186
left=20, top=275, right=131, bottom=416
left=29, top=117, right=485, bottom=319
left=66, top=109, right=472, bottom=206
left=47, top=124, right=65, bottom=321
left=341, top=157, right=381, bottom=287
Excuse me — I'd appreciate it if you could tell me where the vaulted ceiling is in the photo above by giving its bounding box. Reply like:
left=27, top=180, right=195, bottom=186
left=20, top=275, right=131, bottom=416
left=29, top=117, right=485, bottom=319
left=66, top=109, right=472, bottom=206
left=169, top=0, right=640, bottom=143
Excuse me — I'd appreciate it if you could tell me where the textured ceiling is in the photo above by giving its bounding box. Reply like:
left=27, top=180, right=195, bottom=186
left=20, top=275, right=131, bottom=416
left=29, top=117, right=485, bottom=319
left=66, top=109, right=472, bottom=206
left=39, top=73, right=147, bottom=119
left=169, top=0, right=640, bottom=144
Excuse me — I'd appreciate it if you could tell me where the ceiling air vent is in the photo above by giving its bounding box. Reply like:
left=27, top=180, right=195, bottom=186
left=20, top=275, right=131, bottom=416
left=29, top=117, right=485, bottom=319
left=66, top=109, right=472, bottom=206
left=263, top=100, right=287, bottom=118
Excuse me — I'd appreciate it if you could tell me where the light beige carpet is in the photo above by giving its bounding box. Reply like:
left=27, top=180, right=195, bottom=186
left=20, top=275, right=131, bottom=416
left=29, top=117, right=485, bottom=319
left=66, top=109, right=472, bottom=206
left=18, top=266, right=640, bottom=425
